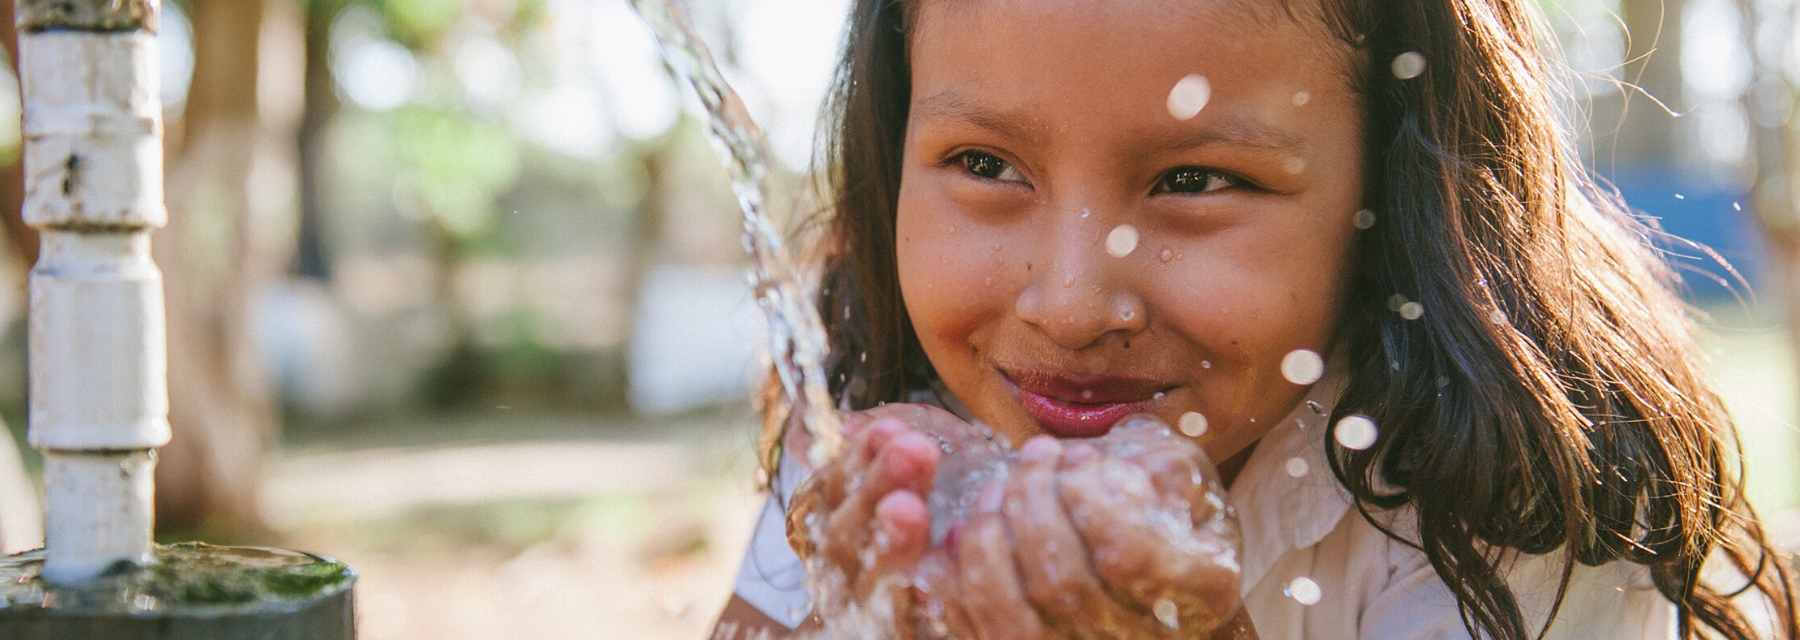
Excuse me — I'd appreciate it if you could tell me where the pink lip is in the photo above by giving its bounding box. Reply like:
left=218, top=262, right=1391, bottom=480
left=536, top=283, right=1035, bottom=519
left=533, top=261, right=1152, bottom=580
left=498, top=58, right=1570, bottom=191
left=1001, top=369, right=1167, bottom=438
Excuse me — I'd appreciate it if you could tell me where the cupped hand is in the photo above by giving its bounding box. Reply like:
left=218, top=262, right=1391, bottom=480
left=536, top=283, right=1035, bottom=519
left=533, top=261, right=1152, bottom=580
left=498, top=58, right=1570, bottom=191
left=918, top=417, right=1247, bottom=640
left=785, top=403, right=985, bottom=636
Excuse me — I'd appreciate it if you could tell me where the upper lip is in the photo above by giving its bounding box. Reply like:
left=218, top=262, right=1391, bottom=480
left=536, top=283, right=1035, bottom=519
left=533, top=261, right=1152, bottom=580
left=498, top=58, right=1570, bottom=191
left=1000, top=367, right=1169, bottom=403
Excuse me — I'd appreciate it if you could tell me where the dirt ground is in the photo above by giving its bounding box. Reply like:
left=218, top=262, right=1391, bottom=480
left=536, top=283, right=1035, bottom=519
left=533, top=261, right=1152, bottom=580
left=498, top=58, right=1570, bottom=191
left=266, top=412, right=771, bottom=640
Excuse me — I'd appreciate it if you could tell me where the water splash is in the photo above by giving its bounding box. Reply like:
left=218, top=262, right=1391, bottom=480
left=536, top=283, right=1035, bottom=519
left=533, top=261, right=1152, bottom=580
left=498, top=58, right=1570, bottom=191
left=1334, top=415, right=1378, bottom=450
left=1106, top=224, right=1139, bottom=257
left=629, top=0, right=842, bottom=467
left=1284, top=457, right=1310, bottom=478
left=1391, top=51, right=1426, bottom=80
left=1166, top=74, right=1211, bottom=120
left=1285, top=576, right=1322, bottom=605
left=1280, top=349, right=1325, bottom=385
left=1178, top=411, right=1209, bottom=437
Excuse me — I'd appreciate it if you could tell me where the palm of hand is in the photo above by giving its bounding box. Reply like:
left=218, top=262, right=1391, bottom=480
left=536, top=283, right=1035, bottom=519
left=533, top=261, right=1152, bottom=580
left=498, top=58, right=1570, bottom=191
left=789, top=406, right=1244, bottom=639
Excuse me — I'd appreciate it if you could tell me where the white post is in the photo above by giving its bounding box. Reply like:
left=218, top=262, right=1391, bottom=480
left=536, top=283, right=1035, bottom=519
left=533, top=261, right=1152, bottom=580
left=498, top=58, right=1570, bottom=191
left=16, top=0, right=168, bottom=585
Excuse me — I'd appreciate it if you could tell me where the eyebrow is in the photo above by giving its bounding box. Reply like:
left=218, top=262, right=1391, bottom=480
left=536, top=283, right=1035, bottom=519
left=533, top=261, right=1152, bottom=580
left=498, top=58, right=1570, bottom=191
left=911, top=88, right=1306, bottom=153
left=911, top=89, right=1042, bottom=142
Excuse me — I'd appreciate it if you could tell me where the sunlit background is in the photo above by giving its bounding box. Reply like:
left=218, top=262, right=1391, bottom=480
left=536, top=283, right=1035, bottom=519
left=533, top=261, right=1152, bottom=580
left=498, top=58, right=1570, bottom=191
left=0, top=0, right=1791, bottom=637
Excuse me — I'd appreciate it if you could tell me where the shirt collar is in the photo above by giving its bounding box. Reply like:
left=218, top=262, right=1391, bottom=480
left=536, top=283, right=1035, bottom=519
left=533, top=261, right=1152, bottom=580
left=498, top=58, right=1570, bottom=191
left=1226, top=367, right=1354, bottom=593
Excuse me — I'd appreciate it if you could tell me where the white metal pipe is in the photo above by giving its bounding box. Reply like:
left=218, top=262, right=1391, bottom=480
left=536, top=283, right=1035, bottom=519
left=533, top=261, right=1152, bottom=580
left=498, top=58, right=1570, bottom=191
left=38, top=451, right=154, bottom=584
left=18, top=22, right=167, bottom=584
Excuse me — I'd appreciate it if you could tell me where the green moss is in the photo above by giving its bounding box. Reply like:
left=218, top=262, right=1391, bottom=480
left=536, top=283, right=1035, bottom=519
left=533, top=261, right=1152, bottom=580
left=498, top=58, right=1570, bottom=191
left=0, top=543, right=355, bottom=616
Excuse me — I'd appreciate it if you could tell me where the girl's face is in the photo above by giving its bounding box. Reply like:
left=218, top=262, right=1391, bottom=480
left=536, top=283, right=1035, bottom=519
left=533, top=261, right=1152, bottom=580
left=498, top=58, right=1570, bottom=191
left=896, top=0, right=1365, bottom=467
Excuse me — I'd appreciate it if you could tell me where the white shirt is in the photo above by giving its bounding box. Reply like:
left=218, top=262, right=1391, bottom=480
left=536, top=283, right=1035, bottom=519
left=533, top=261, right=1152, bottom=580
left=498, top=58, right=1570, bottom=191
left=731, top=378, right=1678, bottom=638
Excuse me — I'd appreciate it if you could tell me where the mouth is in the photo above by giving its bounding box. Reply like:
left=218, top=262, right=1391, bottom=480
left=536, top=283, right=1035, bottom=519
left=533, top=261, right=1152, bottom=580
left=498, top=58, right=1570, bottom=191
left=1000, top=368, right=1171, bottom=438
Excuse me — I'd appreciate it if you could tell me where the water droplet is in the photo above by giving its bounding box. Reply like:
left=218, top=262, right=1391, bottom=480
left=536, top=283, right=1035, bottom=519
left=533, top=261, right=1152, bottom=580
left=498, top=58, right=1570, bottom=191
left=1286, top=576, right=1323, bottom=605
left=949, top=225, right=958, bottom=234
left=1399, top=301, right=1424, bottom=320
left=1292, top=91, right=1310, bottom=106
left=1334, top=414, right=1378, bottom=450
left=1283, top=157, right=1307, bottom=174
left=1285, top=457, right=1310, bottom=477
left=1673, top=194, right=1684, bottom=200
left=1121, top=309, right=1137, bottom=321
left=1201, top=360, right=1212, bottom=369
left=1387, top=293, right=1408, bottom=311
left=1281, top=349, right=1325, bottom=385
left=1154, top=598, right=1180, bottom=628
left=1081, top=389, right=1095, bottom=401
left=859, top=351, right=868, bottom=362
left=1734, top=202, right=1743, bottom=211
left=1152, top=391, right=1166, bottom=400
left=1436, top=375, right=1450, bottom=388
left=1091, top=284, right=1103, bottom=294
left=1391, top=51, right=1426, bottom=79
left=1106, top=224, right=1140, bottom=257
left=1159, top=247, right=1175, bottom=262
left=1353, top=209, right=1376, bottom=229
left=1306, top=400, right=1325, bottom=415
left=1166, top=74, right=1212, bottom=120
left=1179, top=412, right=1209, bottom=437
left=1080, top=207, right=1091, bottom=219
left=992, top=243, right=1003, bottom=252
left=1063, top=274, right=1076, bottom=288
left=1489, top=309, right=1508, bottom=324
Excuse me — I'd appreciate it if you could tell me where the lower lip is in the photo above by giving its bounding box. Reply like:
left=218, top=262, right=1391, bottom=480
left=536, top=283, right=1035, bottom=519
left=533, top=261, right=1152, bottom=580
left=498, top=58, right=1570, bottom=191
left=1012, top=387, right=1150, bottom=438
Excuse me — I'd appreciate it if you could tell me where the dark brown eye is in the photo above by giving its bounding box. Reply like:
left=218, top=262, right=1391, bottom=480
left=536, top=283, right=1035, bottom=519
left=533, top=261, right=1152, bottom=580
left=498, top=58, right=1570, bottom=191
left=959, top=151, right=1025, bottom=182
left=1158, top=167, right=1236, bottom=194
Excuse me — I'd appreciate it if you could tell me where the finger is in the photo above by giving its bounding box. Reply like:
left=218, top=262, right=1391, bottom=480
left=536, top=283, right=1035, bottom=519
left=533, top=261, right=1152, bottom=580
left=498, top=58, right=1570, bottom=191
left=1005, top=437, right=1157, bottom=640
left=865, top=490, right=931, bottom=579
left=1060, top=452, right=1240, bottom=630
left=1133, top=446, right=1212, bottom=518
left=958, top=484, right=1056, bottom=640
left=912, top=551, right=979, bottom=640
left=823, top=427, right=942, bottom=573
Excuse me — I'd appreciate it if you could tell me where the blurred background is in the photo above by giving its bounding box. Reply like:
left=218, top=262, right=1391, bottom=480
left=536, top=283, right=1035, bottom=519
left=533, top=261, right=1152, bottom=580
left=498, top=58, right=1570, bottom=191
left=0, top=0, right=1790, bottom=637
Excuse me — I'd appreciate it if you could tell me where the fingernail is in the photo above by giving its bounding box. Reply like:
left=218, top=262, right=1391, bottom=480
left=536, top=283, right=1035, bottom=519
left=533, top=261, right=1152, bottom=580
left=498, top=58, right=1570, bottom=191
left=976, top=483, right=1005, bottom=513
left=1020, top=436, right=1062, bottom=462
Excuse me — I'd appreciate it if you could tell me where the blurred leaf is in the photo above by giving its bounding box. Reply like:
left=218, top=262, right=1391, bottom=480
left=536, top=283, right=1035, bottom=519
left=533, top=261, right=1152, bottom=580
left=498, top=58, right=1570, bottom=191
left=389, top=105, right=523, bottom=238
left=376, top=0, right=462, bottom=46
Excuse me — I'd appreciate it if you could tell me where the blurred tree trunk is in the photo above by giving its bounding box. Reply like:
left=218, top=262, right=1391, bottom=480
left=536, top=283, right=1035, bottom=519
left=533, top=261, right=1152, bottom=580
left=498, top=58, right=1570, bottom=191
left=155, top=0, right=303, bottom=541
left=295, top=0, right=340, bottom=280
left=0, top=1, right=33, bottom=268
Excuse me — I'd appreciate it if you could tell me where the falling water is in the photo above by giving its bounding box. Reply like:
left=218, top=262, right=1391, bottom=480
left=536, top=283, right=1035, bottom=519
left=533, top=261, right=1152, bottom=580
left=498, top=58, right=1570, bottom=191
left=627, top=0, right=842, bottom=468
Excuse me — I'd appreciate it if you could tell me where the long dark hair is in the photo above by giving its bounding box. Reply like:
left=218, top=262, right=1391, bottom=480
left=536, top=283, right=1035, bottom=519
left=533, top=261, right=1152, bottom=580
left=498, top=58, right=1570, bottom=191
left=766, top=0, right=1799, bottom=638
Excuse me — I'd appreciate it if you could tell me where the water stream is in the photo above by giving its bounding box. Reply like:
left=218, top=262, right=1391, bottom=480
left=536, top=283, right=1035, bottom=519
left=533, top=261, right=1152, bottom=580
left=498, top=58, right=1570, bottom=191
left=625, top=0, right=844, bottom=469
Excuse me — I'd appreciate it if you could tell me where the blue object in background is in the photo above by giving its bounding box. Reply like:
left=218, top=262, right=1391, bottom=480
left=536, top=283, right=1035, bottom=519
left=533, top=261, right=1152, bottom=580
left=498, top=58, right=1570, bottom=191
left=1605, top=167, right=1766, bottom=302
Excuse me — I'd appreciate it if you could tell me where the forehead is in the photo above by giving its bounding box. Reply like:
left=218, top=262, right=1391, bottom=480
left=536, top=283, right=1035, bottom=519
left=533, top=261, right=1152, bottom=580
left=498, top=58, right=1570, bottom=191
left=907, top=0, right=1358, bottom=130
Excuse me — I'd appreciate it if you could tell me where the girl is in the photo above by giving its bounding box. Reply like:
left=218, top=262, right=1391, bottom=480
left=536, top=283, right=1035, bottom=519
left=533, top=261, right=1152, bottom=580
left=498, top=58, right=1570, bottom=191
left=714, top=0, right=1800, bottom=637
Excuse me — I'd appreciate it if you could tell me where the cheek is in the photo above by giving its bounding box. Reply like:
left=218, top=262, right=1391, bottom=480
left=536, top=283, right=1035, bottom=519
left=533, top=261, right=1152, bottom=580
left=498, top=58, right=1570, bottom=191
left=895, top=177, right=1011, bottom=348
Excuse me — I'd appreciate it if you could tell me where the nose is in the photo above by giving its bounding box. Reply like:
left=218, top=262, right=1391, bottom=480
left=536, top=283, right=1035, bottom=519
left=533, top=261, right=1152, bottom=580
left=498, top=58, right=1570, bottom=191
left=1014, top=213, right=1148, bottom=350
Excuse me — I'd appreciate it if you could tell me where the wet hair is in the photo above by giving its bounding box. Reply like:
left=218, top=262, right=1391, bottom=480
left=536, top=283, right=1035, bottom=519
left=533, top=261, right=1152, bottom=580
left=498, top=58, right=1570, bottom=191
left=763, top=0, right=1800, bottom=638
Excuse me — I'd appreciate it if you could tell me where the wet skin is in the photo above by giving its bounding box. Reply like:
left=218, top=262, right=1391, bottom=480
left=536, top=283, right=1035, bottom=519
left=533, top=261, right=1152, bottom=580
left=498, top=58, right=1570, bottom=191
left=795, top=0, right=1365, bottom=636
